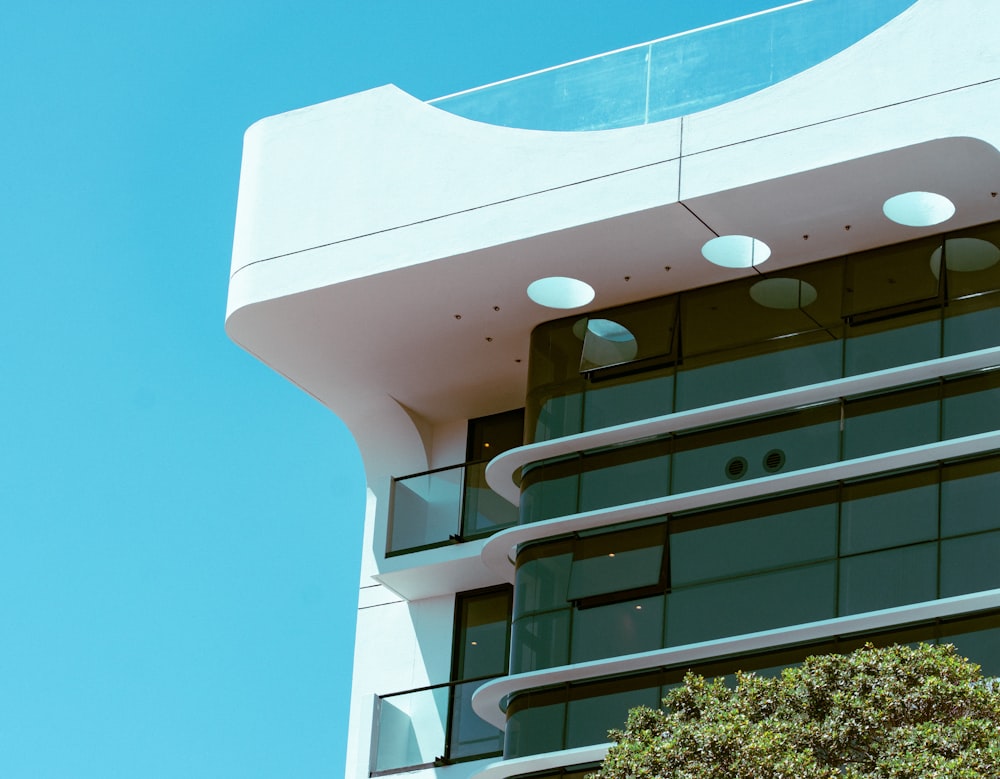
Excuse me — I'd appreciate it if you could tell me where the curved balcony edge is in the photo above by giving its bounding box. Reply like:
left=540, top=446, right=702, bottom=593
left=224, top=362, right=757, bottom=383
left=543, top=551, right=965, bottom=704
left=470, top=588, right=1000, bottom=729
left=481, top=430, right=1000, bottom=578
left=485, top=345, right=1000, bottom=505
left=470, top=744, right=609, bottom=779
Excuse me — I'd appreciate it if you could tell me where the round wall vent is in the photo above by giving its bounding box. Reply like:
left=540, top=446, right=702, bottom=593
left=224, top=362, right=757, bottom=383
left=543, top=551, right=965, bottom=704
left=763, top=449, right=786, bottom=473
left=725, top=456, right=748, bottom=480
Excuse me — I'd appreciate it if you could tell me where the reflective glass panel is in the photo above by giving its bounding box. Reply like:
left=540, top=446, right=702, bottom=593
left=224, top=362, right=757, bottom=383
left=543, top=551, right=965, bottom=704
left=840, top=469, right=938, bottom=556
left=566, top=523, right=668, bottom=604
left=565, top=680, right=659, bottom=749
left=448, top=679, right=504, bottom=760
left=666, top=562, right=836, bottom=646
left=373, top=686, right=449, bottom=774
left=671, top=489, right=838, bottom=586
left=942, top=371, right=1000, bottom=440
left=454, top=589, right=511, bottom=679
left=941, top=456, right=1000, bottom=537
left=671, top=403, right=840, bottom=493
left=582, top=369, right=674, bottom=432
left=510, top=609, right=571, bottom=673
left=514, top=539, right=573, bottom=616
left=838, top=542, right=937, bottom=616
left=578, top=439, right=671, bottom=513
left=940, top=531, right=1000, bottom=598
left=570, top=594, right=664, bottom=664
left=504, top=690, right=565, bottom=758
left=842, top=383, right=940, bottom=460
left=388, top=468, right=462, bottom=554
left=520, top=457, right=580, bottom=524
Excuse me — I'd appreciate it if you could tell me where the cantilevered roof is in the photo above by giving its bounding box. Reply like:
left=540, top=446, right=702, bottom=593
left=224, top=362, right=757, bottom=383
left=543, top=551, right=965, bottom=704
left=227, top=0, right=1000, bottom=474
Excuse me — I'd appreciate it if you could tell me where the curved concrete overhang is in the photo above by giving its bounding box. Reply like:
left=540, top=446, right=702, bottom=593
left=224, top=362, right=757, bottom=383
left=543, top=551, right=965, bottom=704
left=226, top=0, right=1000, bottom=477
left=470, top=589, right=1000, bottom=730
left=486, top=347, right=1000, bottom=504
left=471, top=744, right=610, bottom=779
left=481, top=430, right=1000, bottom=582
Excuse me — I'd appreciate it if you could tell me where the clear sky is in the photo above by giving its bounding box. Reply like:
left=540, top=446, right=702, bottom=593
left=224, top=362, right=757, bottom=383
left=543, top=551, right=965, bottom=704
left=0, top=2, right=782, bottom=776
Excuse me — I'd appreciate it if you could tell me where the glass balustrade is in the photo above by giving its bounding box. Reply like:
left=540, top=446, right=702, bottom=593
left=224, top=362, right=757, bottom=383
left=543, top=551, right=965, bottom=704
left=372, top=676, right=504, bottom=775
left=387, top=460, right=518, bottom=555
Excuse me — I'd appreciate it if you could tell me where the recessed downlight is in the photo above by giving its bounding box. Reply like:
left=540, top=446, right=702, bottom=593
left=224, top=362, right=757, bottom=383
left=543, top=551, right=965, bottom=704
left=527, top=276, right=595, bottom=309
left=750, top=278, right=818, bottom=309
left=882, top=191, right=955, bottom=227
left=701, top=235, right=771, bottom=268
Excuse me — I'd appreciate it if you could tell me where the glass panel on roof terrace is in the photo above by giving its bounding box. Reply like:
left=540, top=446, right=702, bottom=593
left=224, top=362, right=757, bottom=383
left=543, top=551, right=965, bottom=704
left=428, top=0, right=917, bottom=131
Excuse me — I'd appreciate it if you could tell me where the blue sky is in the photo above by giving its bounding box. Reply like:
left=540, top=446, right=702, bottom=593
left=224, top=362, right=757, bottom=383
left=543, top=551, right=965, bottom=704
left=0, top=2, right=780, bottom=776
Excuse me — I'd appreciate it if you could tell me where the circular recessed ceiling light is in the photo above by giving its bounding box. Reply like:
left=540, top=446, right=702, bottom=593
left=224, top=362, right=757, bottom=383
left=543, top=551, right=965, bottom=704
left=882, top=191, right=955, bottom=227
left=527, top=277, right=595, bottom=309
left=929, top=237, right=1000, bottom=277
left=701, top=235, right=772, bottom=268
left=749, top=278, right=818, bottom=309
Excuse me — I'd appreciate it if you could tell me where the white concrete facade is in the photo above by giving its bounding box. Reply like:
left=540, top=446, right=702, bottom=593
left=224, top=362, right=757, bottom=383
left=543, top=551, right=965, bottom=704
left=227, top=2, right=1000, bottom=777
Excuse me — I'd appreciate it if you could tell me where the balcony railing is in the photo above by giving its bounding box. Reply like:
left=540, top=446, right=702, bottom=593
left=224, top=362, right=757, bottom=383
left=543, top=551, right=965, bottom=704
left=387, top=460, right=517, bottom=555
left=370, top=676, right=504, bottom=775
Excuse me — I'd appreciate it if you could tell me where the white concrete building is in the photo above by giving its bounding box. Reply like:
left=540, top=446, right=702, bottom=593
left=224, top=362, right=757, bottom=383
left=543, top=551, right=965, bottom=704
left=227, top=2, right=1000, bottom=777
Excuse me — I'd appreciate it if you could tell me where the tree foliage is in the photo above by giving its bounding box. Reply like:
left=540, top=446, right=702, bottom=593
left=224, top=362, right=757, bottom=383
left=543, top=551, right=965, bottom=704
left=594, top=643, right=1000, bottom=779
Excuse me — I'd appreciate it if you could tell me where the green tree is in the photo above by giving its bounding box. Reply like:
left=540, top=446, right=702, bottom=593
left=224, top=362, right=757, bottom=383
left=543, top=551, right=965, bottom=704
left=594, top=643, right=1000, bottom=779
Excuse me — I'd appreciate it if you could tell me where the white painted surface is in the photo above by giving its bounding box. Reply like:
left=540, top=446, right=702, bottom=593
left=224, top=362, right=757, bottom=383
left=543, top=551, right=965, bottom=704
left=225, top=3, right=1000, bottom=777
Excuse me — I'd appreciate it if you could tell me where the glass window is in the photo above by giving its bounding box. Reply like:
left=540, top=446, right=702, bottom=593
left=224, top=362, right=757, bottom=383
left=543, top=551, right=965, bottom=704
left=675, top=335, right=842, bottom=410
left=579, top=296, right=678, bottom=375
left=448, top=679, right=504, bottom=761
left=566, top=522, right=668, bottom=605
left=448, top=587, right=511, bottom=762
left=843, top=237, right=943, bottom=321
left=453, top=589, right=511, bottom=679
left=666, top=562, right=836, bottom=646
left=941, top=456, right=1000, bottom=537
left=582, top=368, right=673, bottom=432
left=840, top=469, right=938, bottom=556
left=941, top=613, right=1000, bottom=677
left=527, top=318, right=587, bottom=442
left=941, top=224, right=1000, bottom=301
left=940, top=530, right=1000, bottom=598
left=682, top=271, right=835, bottom=358
left=504, top=689, right=566, bottom=758
left=942, top=224, right=1000, bottom=354
left=838, top=542, right=937, bottom=616
left=520, top=457, right=581, bottom=524
left=510, top=609, right=571, bottom=673
left=502, top=609, right=1000, bottom=760
left=942, top=371, right=1000, bottom=440
left=578, top=439, right=671, bottom=513
left=525, top=224, right=1000, bottom=442
left=462, top=409, right=523, bottom=538
left=671, top=403, right=840, bottom=493
left=845, top=312, right=942, bottom=376
left=570, top=594, right=664, bottom=664
left=514, top=538, right=573, bottom=616
left=945, top=295, right=1000, bottom=355
left=842, top=383, right=940, bottom=460
left=565, top=678, right=660, bottom=749
left=670, top=488, right=838, bottom=586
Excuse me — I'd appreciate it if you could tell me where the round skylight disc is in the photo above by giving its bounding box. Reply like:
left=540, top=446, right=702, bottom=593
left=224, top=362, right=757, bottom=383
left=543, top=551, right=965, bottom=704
left=882, top=191, right=955, bottom=227
left=527, top=277, right=595, bottom=309
left=701, top=235, right=772, bottom=268
left=929, top=237, right=1000, bottom=277
left=749, top=278, right=818, bottom=309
